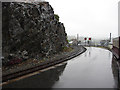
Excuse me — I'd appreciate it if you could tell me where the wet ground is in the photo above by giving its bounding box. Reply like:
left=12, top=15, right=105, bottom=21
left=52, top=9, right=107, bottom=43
left=2, top=47, right=119, bottom=88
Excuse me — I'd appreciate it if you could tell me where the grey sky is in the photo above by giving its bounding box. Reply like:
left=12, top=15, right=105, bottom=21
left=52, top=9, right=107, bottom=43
left=1, top=0, right=119, bottom=39
left=48, top=0, right=119, bottom=39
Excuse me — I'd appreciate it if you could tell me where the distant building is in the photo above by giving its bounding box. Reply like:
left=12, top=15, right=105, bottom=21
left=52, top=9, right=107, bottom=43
left=100, top=40, right=109, bottom=47
left=68, top=39, right=78, bottom=46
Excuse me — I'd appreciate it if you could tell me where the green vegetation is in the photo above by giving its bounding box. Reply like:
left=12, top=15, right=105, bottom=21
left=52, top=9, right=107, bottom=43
left=67, top=39, right=71, bottom=42
left=63, top=46, right=73, bottom=52
left=54, top=14, right=59, bottom=21
left=98, top=46, right=112, bottom=51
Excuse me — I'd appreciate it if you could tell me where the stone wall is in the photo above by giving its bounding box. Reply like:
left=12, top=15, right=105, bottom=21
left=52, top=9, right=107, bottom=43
left=2, top=2, right=68, bottom=65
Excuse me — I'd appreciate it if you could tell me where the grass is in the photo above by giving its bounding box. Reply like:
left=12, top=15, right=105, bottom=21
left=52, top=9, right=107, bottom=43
left=63, top=46, right=73, bottom=52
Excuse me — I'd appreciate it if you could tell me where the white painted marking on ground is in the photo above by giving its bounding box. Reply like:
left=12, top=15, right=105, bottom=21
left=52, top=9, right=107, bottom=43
left=1, top=61, right=67, bottom=86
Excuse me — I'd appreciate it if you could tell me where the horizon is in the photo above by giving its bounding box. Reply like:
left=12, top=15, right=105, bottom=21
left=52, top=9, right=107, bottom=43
left=67, top=35, right=111, bottom=40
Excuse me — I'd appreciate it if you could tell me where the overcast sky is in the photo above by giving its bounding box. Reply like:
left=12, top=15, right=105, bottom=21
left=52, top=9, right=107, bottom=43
left=1, top=0, right=119, bottom=39
left=47, top=0, right=119, bottom=39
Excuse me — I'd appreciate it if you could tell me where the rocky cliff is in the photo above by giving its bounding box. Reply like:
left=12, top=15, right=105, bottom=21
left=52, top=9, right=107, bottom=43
left=2, top=2, right=68, bottom=65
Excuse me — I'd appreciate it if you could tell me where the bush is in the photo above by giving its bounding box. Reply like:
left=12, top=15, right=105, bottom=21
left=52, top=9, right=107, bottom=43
left=54, top=14, right=59, bottom=21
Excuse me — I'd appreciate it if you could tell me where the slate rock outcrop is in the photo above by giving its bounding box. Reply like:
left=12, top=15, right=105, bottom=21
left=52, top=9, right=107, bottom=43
left=2, top=2, right=68, bottom=65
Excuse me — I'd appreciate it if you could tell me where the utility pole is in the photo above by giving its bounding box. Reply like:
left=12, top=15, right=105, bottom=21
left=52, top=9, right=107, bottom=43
left=84, top=37, right=87, bottom=46
left=110, top=33, right=111, bottom=42
left=89, top=38, right=91, bottom=46
left=77, top=34, right=79, bottom=45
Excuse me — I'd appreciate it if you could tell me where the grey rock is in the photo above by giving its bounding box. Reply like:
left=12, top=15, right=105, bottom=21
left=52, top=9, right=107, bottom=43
left=2, top=2, right=68, bottom=65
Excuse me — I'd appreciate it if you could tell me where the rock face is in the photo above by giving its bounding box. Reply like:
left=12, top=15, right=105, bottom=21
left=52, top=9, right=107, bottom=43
left=2, top=2, right=68, bottom=65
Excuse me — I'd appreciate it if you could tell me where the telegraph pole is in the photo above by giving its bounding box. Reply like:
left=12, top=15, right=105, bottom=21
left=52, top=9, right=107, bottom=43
left=84, top=37, right=87, bottom=46
left=77, top=34, right=79, bottom=45
left=110, top=33, right=111, bottom=42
